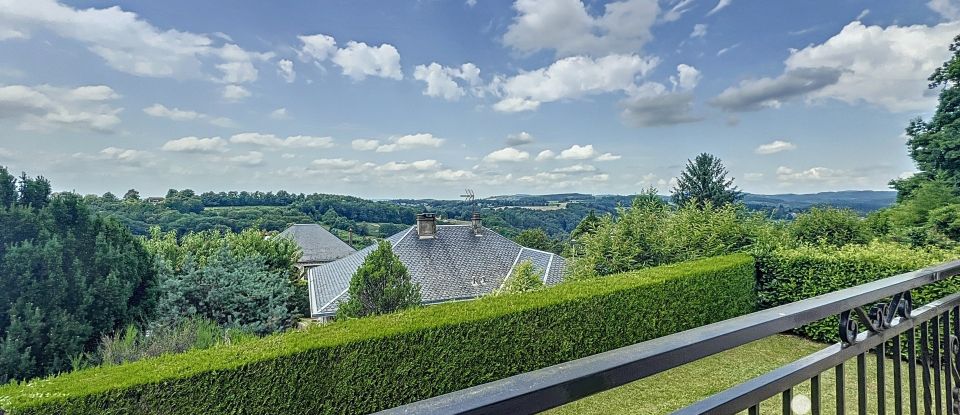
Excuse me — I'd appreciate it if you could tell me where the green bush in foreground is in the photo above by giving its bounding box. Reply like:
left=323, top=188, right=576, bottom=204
left=756, top=241, right=960, bottom=343
left=0, top=254, right=755, bottom=415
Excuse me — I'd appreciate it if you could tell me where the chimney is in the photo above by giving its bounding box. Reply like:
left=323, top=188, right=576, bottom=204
left=417, top=213, right=437, bottom=239
left=471, top=212, right=482, bottom=236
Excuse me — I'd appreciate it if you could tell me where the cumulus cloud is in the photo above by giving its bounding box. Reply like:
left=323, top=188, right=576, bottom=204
left=506, top=131, right=535, bottom=146
left=755, top=140, right=797, bottom=154
left=376, top=159, right=441, bottom=172
left=374, top=133, right=445, bottom=152
left=298, top=34, right=402, bottom=81
left=493, top=54, right=659, bottom=112
left=483, top=147, right=530, bottom=162
left=143, top=103, right=234, bottom=127
left=230, top=132, right=334, bottom=149
left=0, top=0, right=269, bottom=81
left=690, top=24, right=707, bottom=38
left=620, top=64, right=702, bottom=127
left=222, top=84, right=251, bottom=102
left=776, top=166, right=846, bottom=182
left=352, top=139, right=380, bottom=151
left=503, top=0, right=659, bottom=57
left=269, top=108, right=289, bottom=120
left=277, top=59, right=295, bottom=83
left=74, top=146, right=156, bottom=168
left=413, top=62, right=482, bottom=100
left=557, top=144, right=597, bottom=160
left=710, top=67, right=843, bottom=112
left=553, top=163, right=596, bottom=173
left=782, top=21, right=960, bottom=112
left=161, top=136, right=227, bottom=153
left=596, top=152, right=622, bottom=161
left=228, top=151, right=264, bottom=166
left=0, top=84, right=122, bottom=132
left=535, top=149, right=556, bottom=161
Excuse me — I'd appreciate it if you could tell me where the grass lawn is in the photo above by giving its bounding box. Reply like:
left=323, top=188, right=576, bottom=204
left=548, top=334, right=933, bottom=415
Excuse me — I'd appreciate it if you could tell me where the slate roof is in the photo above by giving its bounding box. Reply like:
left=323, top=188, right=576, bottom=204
left=276, top=224, right=357, bottom=265
left=308, top=224, right=566, bottom=318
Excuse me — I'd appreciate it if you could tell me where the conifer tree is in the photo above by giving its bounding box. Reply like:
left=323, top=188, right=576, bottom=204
left=671, top=153, right=741, bottom=208
left=337, top=241, right=420, bottom=319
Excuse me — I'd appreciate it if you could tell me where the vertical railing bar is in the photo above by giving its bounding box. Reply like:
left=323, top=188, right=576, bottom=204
left=945, top=313, right=953, bottom=415
left=881, top=340, right=888, bottom=415
left=913, top=326, right=920, bottom=415
left=895, top=333, right=904, bottom=415
left=783, top=388, right=793, bottom=415
left=935, top=316, right=943, bottom=415
left=812, top=374, right=821, bottom=415
left=923, top=321, right=934, bottom=415
left=860, top=352, right=869, bottom=415
left=838, top=362, right=847, bottom=415
left=749, top=403, right=759, bottom=415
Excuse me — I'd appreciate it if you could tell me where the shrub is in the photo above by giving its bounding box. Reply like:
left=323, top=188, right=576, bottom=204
left=495, top=260, right=543, bottom=295
left=788, top=207, right=870, bottom=247
left=756, top=241, right=960, bottom=343
left=337, top=241, right=420, bottom=319
left=92, top=319, right=256, bottom=367
left=0, top=254, right=755, bottom=415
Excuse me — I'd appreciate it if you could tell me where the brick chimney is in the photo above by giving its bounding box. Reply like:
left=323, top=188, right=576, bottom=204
left=471, top=212, right=482, bottom=236
left=417, top=213, right=437, bottom=239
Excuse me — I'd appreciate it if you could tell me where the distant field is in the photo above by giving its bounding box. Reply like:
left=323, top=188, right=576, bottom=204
left=493, top=202, right=569, bottom=211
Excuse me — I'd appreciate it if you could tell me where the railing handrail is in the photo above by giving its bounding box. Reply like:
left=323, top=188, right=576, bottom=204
left=376, top=259, right=960, bottom=415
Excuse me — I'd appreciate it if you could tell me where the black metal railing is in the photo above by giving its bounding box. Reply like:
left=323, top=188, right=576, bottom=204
left=377, top=259, right=960, bottom=415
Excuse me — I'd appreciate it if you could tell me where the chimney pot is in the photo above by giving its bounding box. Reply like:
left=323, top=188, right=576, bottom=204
left=417, top=213, right=437, bottom=239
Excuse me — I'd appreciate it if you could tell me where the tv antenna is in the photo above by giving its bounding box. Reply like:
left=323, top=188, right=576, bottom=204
left=460, top=189, right=477, bottom=213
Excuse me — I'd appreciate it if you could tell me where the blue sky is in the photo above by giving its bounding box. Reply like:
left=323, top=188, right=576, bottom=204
left=0, top=0, right=957, bottom=198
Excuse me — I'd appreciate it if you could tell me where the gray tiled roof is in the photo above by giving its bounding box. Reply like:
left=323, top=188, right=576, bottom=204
left=277, top=224, right=356, bottom=264
left=308, top=225, right=567, bottom=317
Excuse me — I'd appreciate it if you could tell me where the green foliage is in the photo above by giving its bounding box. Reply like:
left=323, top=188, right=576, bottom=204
left=0, top=255, right=755, bottom=415
left=755, top=241, right=960, bottom=343
left=337, top=241, right=421, bottom=319
left=0, top=190, right=157, bottom=383
left=145, top=227, right=301, bottom=281
left=870, top=179, right=960, bottom=246
left=15, top=173, right=51, bottom=209
left=570, top=210, right=602, bottom=240
left=671, top=153, right=741, bottom=208
left=788, top=207, right=871, bottom=247
left=0, top=167, right=15, bottom=209
left=569, top=198, right=763, bottom=279
left=513, top=228, right=561, bottom=254
left=495, top=260, right=544, bottom=295
left=122, top=189, right=140, bottom=201
left=91, top=319, right=255, bottom=367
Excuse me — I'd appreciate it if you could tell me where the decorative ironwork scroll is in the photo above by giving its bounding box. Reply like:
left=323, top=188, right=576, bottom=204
left=839, top=291, right=912, bottom=346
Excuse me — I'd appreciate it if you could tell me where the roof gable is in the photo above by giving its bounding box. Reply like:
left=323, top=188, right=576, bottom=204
left=277, top=224, right=356, bottom=264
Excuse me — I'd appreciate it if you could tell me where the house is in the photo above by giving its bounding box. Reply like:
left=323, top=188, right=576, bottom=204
left=307, top=213, right=566, bottom=321
left=276, top=224, right=357, bottom=274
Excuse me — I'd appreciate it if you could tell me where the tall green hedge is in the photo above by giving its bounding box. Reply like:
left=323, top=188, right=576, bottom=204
left=756, top=241, right=960, bottom=343
left=0, top=254, right=755, bottom=415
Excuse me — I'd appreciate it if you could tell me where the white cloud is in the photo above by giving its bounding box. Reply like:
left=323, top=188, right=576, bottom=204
left=228, top=151, right=264, bottom=166
left=222, top=84, right=251, bottom=102
left=230, top=132, right=334, bottom=149
left=535, top=149, right=556, bottom=161
left=493, top=54, right=659, bottom=112
left=161, top=136, right=227, bottom=153
left=743, top=172, right=764, bottom=181
left=298, top=34, right=402, bottom=81
left=375, top=133, right=445, bottom=152
left=620, top=65, right=702, bottom=127
left=312, top=158, right=365, bottom=169
left=413, top=62, right=482, bottom=101
left=782, top=21, right=960, bottom=112
left=776, top=166, right=847, bottom=182
left=0, top=84, right=122, bottom=132
left=755, top=140, right=797, bottom=155
left=663, top=0, right=695, bottom=22
left=376, top=159, right=441, bottom=171
left=506, top=131, right=535, bottom=146
left=553, top=163, right=596, bottom=173
left=670, top=64, right=701, bottom=91
left=557, top=144, right=597, bottom=160
left=690, top=24, right=707, bottom=38
left=707, top=0, right=732, bottom=15
left=143, top=103, right=234, bottom=127
left=277, top=59, right=295, bottom=83
left=596, top=152, right=621, bottom=161
left=483, top=147, right=530, bottom=162
left=503, top=0, right=659, bottom=57
left=856, top=9, right=870, bottom=20
left=143, top=103, right=201, bottom=121
left=352, top=139, right=380, bottom=151
left=433, top=169, right=476, bottom=181
left=269, top=108, right=289, bottom=120
left=0, top=0, right=269, bottom=81
left=928, top=0, right=960, bottom=20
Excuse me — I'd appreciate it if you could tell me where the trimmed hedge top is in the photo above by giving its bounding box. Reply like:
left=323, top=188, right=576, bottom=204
left=0, top=254, right=755, bottom=415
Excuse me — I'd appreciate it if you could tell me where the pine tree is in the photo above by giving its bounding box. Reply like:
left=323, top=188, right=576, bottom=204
left=0, top=166, right=15, bottom=209
left=671, top=153, right=741, bottom=208
left=495, top=260, right=543, bottom=295
left=337, top=241, right=420, bottom=319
